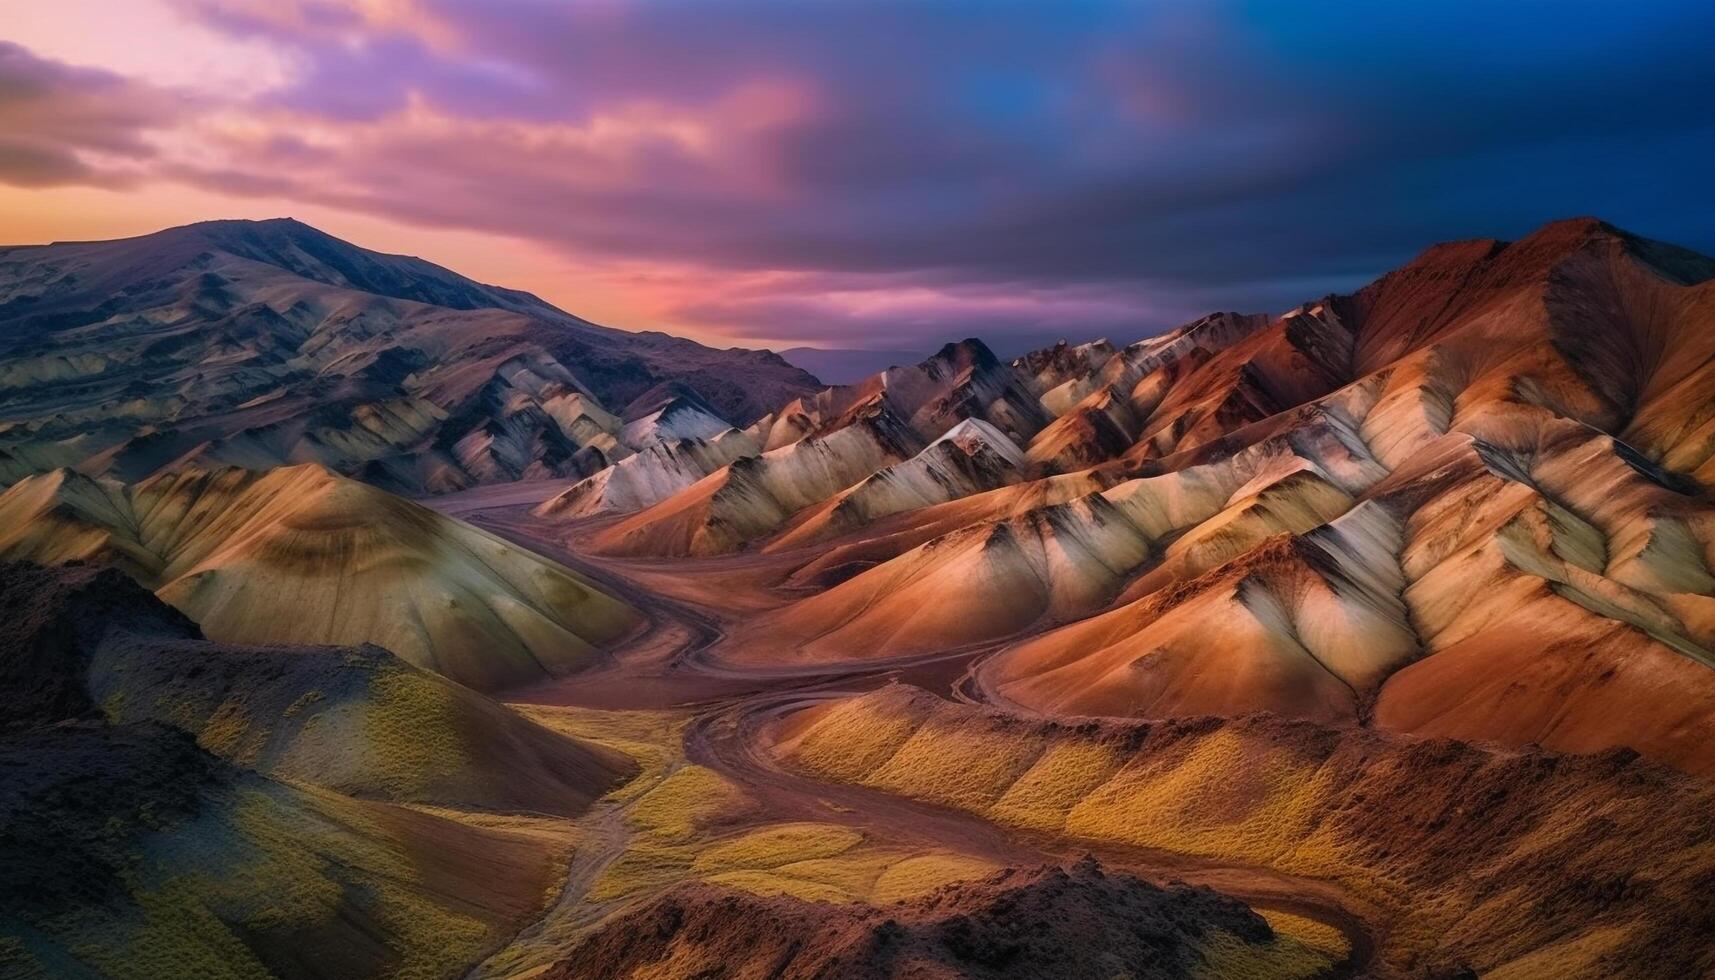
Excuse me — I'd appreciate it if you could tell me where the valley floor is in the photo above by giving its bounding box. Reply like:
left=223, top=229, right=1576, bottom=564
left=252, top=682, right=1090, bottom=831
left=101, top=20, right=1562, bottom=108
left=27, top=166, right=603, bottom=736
left=424, top=486, right=1371, bottom=978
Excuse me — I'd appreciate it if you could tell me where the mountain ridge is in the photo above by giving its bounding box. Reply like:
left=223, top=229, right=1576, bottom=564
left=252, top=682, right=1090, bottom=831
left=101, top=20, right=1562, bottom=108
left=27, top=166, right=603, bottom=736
left=535, top=216, right=1715, bottom=780
left=0, top=217, right=822, bottom=493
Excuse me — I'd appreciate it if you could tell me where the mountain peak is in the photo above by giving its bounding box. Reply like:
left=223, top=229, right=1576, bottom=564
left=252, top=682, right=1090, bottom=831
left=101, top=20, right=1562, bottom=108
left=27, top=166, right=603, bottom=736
left=152, top=215, right=332, bottom=250
left=110, top=216, right=587, bottom=322
left=183, top=215, right=310, bottom=230
left=1508, top=216, right=1715, bottom=285
left=1510, top=215, right=1632, bottom=253
left=1383, top=216, right=1714, bottom=292
left=926, top=337, right=1000, bottom=369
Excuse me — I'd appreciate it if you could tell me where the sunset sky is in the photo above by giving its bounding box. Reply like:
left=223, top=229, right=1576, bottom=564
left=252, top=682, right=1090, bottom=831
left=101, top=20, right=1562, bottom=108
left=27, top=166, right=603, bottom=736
left=3, top=0, right=1712, bottom=354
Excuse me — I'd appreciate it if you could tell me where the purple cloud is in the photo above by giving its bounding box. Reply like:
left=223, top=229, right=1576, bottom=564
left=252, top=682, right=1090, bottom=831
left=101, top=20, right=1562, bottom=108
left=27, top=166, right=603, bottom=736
left=14, top=1, right=1715, bottom=350
left=0, top=42, right=183, bottom=188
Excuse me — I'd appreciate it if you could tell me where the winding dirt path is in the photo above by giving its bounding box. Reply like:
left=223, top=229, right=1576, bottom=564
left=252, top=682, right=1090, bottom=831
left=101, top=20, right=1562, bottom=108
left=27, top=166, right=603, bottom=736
left=434, top=493, right=1388, bottom=977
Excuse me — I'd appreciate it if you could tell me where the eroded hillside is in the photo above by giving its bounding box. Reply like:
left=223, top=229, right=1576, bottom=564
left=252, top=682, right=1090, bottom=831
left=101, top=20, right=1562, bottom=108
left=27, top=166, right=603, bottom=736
left=549, top=218, right=1715, bottom=775
left=0, top=463, right=639, bottom=690
left=0, top=219, right=820, bottom=494
left=8, top=216, right=1715, bottom=980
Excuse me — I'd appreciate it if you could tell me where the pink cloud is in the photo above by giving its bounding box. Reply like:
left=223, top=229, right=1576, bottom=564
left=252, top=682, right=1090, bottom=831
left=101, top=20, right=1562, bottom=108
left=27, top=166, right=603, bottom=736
left=173, top=0, right=464, bottom=52
left=4, top=2, right=1711, bottom=354
left=0, top=43, right=185, bottom=188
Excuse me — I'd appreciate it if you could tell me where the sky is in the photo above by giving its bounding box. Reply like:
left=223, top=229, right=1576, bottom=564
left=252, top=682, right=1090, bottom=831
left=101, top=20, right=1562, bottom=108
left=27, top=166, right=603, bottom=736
left=2, top=1, right=1712, bottom=356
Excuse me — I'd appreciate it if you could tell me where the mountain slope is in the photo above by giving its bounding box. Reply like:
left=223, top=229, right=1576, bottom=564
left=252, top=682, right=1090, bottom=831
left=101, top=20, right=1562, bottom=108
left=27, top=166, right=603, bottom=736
left=702, top=219, right=1715, bottom=776
left=1, top=560, right=634, bottom=813
left=775, top=685, right=1715, bottom=978
left=0, top=561, right=609, bottom=979
left=0, top=218, right=820, bottom=493
left=0, top=463, right=640, bottom=691
left=554, top=340, right=1053, bottom=557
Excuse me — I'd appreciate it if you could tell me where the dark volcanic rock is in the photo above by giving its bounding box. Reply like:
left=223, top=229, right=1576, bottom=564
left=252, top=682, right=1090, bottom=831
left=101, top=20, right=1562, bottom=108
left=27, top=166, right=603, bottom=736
left=547, top=858, right=1277, bottom=980
left=0, top=561, right=197, bottom=729
left=0, top=721, right=227, bottom=921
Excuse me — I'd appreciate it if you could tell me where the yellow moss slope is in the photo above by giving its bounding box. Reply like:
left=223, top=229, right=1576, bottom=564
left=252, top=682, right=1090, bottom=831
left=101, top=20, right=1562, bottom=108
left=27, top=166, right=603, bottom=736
left=775, top=685, right=1715, bottom=979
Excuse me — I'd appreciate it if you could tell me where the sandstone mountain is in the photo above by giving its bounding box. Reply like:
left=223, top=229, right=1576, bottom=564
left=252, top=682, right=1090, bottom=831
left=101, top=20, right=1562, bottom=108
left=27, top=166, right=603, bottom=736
left=603, top=218, right=1715, bottom=778
left=8, top=213, right=1715, bottom=980
left=544, top=338, right=1051, bottom=556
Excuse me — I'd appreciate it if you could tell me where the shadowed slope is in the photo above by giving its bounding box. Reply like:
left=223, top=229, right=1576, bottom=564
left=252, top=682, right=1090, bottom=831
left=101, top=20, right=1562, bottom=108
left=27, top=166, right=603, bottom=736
left=0, top=722, right=564, bottom=980
left=0, top=562, right=596, bottom=980
left=0, top=561, right=634, bottom=813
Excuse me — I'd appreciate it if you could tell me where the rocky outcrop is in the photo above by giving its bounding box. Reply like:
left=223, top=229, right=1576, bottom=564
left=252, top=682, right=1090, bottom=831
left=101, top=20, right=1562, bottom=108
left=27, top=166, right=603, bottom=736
left=535, top=428, right=762, bottom=520
left=593, top=414, right=922, bottom=556
left=768, top=419, right=1027, bottom=551
left=546, top=859, right=1316, bottom=980
left=731, top=221, right=1715, bottom=778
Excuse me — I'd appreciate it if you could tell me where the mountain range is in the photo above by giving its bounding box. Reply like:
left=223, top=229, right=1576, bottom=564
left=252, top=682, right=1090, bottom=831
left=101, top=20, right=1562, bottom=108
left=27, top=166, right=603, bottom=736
left=540, top=217, right=1715, bottom=776
left=0, top=218, right=819, bottom=494
left=5, top=215, right=1715, bottom=980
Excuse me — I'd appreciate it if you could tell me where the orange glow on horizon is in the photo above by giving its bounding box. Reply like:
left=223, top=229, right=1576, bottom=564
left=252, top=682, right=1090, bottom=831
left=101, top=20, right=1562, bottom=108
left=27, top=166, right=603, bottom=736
left=0, top=182, right=784, bottom=350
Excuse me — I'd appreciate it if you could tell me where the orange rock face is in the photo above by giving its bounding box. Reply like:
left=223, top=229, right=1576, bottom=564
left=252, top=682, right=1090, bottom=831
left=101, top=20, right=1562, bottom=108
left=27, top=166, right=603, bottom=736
left=646, top=218, right=1715, bottom=776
